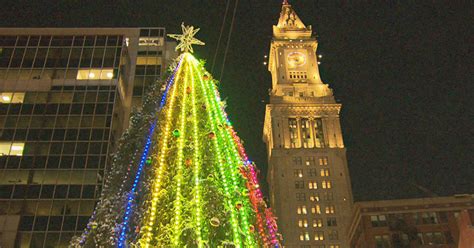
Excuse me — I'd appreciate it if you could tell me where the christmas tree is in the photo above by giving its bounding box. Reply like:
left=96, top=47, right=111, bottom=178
left=71, top=23, right=280, bottom=247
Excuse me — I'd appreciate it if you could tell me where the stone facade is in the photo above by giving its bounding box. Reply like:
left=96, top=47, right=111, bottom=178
left=263, top=3, right=353, bottom=248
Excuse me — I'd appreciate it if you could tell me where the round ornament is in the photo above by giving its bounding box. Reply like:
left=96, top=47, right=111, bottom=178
left=210, top=217, right=220, bottom=227
left=208, top=132, right=215, bottom=139
left=235, top=202, right=243, bottom=210
left=185, top=158, right=192, bottom=167
left=172, top=129, right=180, bottom=137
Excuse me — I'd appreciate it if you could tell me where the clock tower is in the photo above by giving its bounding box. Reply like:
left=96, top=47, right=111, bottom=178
left=263, top=2, right=353, bottom=247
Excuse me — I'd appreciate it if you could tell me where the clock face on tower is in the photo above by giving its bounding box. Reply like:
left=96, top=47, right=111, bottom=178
left=287, top=51, right=307, bottom=68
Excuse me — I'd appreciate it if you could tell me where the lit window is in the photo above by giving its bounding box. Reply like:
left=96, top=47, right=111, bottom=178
left=308, top=181, right=318, bottom=189
left=301, top=118, right=312, bottom=148
left=289, top=118, right=299, bottom=148
left=375, top=235, right=391, bottom=248
left=0, top=92, right=24, bottom=103
left=312, top=204, right=321, bottom=214
left=305, top=232, right=310, bottom=241
left=77, top=69, right=114, bottom=80
left=305, top=157, right=315, bottom=166
left=314, top=232, right=325, bottom=241
left=313, top=219, right=323, bottom=227
left=294, top=169, right=303, bottom=178
left=320, top=168, right=330, bottom=177
left=0, top=142, right=25, bottom=156
left=136, top=56, right=161, bottom=65
left=314, top=118, right=325, bottom=148
left=309, top=193, right=320, bottom=202
left=322, top=180, right=332, bottom=189
left=319, top=157, right=328, bottom=166
left=329, top=245, right=340, bottom=248
left=371, top=215, right=387, bottom=227
left=418, top=212, right=438, bottom=224
left=297, top=206, right=307, bottom=215
left=325, top=205, right=335, bottom=214
left=298, top=219, right=308, bottom=228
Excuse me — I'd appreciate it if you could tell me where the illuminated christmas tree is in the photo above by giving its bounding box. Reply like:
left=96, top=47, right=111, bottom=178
left=72, top=23, right=280, bottom=247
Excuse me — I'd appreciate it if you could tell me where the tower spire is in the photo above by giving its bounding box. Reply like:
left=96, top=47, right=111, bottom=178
left=282, top=0, right=289, bottom=5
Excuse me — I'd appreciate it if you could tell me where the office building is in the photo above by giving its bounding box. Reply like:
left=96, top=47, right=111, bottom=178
left=0, top=27, right=176, bottom=247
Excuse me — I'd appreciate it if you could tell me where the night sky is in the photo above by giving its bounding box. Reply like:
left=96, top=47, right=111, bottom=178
left=1, top=1, right=472, bottom=201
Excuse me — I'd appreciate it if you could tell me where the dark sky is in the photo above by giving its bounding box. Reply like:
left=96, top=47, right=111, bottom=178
left=2, top=1, right=472, bottom=201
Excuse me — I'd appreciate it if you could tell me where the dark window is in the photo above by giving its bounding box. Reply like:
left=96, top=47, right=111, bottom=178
left=27, top=185, right=41, bottom=199
left=76, top=216, right=89, bottom=230
left=60, top=156, right=73, bottom=169
left=78, top=129, right=91, bottom=140
left=74, top=156, right=86, bottom=169
left=40, top=185, right=54, bottom=198
left=68, top=185, right=81, bottom=198
left=82, top=104, right=94, bottom=115
left=45, top=104, right=58, bottom=115
left=62, top=142, right=76, bottom=154
left=19, top=216, right=34, bottom=231
left=6, top=156, right=20, bottom=169
left=12, top=185, right=27, bottom=198
left=81, top=185, right=95, bottom=198
left=34, top=216, right=48, bottom=231
left=62, top=216, right=77, bottom=231
left=54, top=185, right=68, bottom=198
left=0, top=185, right=13, bottom=198
left=76, top=143, right=88, bottom=154
left=87, top=156, right=100, bottom=168
left=53, top=129, right=66, bottom=141
left=33, top=104, right=46, bottom=114
left=0, top=129, right=14, bottom=140
left=34, top=156, right=47, bottom=168
left=46, top=156, right=60, bottom=168
left=65, top=130, right=78, bottom=141
left=91, top=129, right=104, bottom=140
left=88, top=142, right=101, bottom=155
left=70, top=104, right=82, bottom=114
left=95, top=104, right=107, bottom=114
left=14, top=129, right=27, bottom=140
left=39, top=129, right=53, bottom=141
left=48, top=216, right=62, bottom=231
left=20, top=156, right=34, bottom=168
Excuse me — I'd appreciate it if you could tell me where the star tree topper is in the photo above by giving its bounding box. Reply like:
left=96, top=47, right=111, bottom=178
left=168, top=23, right=205, bottom=53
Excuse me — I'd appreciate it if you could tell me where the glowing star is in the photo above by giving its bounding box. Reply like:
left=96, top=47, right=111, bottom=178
left=168, top=23, right=205, bottom=53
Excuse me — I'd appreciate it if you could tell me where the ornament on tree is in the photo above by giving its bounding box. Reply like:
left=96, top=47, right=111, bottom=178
left=208, top=132, right=215, bottom=139
left=202, top=74, right=209, bottom=80
left=235, top=202, right=243, bottom=210
left=186, top=86, right=192, bottom=94
left=210, top=217, right=220, bottom=227
left=172, top=129, right=180, bottom=137
left=185, top=158, right=192, bottom=167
